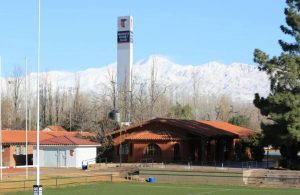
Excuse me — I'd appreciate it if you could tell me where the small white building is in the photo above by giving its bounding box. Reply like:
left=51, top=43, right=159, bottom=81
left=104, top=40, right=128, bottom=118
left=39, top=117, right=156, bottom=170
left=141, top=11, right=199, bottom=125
left=33, top=135, right=101, bottom=168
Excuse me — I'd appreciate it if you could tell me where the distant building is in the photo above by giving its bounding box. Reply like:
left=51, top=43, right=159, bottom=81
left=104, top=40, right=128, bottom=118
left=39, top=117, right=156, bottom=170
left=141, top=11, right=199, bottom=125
left=33, top=136, right=100, bottom=168
left=1, top=130, right=95, bottom=167
left=108, top=118, right=253, bottom=163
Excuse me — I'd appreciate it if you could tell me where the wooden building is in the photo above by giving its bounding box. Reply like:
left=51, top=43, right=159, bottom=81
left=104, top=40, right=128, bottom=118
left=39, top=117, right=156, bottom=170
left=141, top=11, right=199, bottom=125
left=109, top=118, right=253, bottom=163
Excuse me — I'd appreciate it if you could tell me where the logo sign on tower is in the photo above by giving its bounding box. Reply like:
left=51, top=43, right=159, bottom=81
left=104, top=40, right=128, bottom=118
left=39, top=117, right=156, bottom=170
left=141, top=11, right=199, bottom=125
left=117, top=16, right=133, bottom=43
left=120, top=19, right=127, bottom=28
left=118, top=31, right=133, bottom=43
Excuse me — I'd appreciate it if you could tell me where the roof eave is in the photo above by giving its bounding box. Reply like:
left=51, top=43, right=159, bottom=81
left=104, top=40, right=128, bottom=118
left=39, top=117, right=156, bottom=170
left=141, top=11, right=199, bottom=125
left=33, top=144, right=101, bottom=147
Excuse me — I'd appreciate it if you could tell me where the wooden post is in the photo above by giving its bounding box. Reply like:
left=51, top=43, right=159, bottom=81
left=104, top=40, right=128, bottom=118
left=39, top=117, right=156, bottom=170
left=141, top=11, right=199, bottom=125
left=201, top=138, right=207, bottom=163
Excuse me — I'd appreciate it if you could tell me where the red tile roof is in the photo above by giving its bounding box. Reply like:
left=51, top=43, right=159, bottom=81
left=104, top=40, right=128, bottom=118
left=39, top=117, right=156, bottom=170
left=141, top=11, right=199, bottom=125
left=46, top=131, right=95, bottom=138
left=1, top=130, right=95, bottom=144
left=199, top=120, right=253, bottom=137
left=108, top=118, right=253, bottom=139
left=2, top=130, right=55, bottom=144
left=125, top=130, right=181, bottom=141
left=39, top=135, right=100, bottom=146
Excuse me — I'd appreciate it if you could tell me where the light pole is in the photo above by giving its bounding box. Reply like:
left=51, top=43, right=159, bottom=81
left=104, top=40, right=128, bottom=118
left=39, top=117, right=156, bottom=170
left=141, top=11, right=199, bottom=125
left=33, top=0, right=42, bottom=194
left=69, top=89, right=72, bottom=131
left=25, top=57, right=28, bottom=179
left=0, top=56, right=3, bottom=181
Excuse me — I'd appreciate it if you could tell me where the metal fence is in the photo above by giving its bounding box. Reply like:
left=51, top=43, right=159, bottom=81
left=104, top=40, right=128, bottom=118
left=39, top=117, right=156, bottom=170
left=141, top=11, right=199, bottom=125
left=0, top=174, right=113, bottom=193
left=138, top=159, right=276, bottom=170
left=194, top=161, right=276, bottom=169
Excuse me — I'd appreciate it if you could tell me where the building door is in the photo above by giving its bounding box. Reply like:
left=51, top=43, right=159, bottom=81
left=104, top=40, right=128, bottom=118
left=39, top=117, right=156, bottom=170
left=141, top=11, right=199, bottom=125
left=173, top=143, right=180, bottom=161
left=44, top=148, right=58, bottom=167
left=189, top=143, right=195, bottom=161
left=59, top=149, right=66, bottom=167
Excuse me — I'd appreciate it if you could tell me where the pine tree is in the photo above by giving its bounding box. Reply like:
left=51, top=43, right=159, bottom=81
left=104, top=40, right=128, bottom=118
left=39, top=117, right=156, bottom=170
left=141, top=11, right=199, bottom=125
left=253, top=0, right=300, bottom=168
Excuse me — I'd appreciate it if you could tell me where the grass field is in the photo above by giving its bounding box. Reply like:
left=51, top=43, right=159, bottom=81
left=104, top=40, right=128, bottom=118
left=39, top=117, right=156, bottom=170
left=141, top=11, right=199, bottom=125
left=4, top=182, right=300, bottom=195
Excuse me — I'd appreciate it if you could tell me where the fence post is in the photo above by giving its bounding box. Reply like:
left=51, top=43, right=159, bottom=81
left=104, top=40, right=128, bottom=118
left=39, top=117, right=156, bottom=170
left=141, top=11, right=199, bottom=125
left=56, top=177, right=58, bottom=187
left=152, top=159, right=154, bottom=168
left=110, top=174, right=113, bottom=182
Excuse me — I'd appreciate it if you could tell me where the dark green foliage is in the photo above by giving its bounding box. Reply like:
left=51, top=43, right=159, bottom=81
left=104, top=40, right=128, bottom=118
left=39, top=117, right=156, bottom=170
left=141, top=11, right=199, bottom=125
left=93, top=118, right=120, bottom=161
left=235, top=134, right=265, bottom=162
left=228, top=115, right=250, bottom=128
left=253, top=0, right=300, bottom=168
left=241, top=134, right=265, bottom=162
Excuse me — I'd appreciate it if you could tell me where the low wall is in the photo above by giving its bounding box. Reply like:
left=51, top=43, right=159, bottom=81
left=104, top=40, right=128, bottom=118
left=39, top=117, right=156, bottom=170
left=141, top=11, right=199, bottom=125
left=243, top=169, right=300, bottom=187
left=139, top=168, right=244, bottom=185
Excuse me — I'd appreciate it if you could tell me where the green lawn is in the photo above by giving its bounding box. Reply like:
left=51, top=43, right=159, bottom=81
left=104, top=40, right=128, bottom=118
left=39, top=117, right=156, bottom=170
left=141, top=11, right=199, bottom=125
left=4, top=182, right=300, bottom=195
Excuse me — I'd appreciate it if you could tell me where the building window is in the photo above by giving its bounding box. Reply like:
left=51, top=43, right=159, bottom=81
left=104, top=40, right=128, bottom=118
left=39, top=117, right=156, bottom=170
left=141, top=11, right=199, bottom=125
left=119, top=143, right=130, bottom=155
left=144, top=143, right=161, bottom=156
left=20, top=145, right=26, bottom=155
left=70, top=150, right=74, bottom=156
left=15, top=145, right=20, bottom=155
left=14, top=145, right=26, bottom=155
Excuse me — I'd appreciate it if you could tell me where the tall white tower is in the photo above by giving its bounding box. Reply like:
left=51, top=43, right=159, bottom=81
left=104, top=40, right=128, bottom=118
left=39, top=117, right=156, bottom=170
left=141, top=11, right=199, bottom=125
left=117, top=16, right=133, bottom=122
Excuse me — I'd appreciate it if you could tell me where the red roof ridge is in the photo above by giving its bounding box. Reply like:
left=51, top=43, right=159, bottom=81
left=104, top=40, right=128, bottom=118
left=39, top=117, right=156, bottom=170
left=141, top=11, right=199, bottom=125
left=39, top=135, right=100, bottom=146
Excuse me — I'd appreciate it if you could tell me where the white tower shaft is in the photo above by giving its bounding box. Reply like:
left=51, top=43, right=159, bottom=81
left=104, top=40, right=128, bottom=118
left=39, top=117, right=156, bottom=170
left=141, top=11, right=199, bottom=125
left=117, top=16, right=133, bottom=122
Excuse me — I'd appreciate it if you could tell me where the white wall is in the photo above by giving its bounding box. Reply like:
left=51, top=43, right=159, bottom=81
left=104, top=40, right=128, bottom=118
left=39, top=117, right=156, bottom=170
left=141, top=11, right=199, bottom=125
left=33, top=146, right=44, bottom=167
left=66, top=147, right=76, bottom=167
left=75, top=147, right=97, bottom=168
left=34, top=146, right=77, bottom=168
left=34, top=146, right=97, bottom=168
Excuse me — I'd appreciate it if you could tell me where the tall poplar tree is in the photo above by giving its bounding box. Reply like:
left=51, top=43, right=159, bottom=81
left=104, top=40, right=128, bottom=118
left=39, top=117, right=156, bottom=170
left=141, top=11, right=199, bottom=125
left=253, top=0, right=300, bottom=168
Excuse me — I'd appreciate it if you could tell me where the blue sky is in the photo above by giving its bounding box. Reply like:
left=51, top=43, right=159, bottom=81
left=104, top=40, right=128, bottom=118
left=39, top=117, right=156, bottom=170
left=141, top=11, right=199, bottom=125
left=0, top=0, right=287, bottom=74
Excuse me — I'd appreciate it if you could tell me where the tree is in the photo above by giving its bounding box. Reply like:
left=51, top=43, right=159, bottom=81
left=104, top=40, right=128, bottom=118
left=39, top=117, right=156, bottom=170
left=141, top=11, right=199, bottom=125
left=253, top=0, right=300, bottom=168
left=9, top=67, right=24, bottom=129
left=215, top=95, right=234, bottom=121
left=149, top=58, right=168, bottom=118
left=94, top=118, right=120, bottom=161
left=170, top=102, right=194, bottom=119
left=238, top=134, right=265, bottom=162
left=228, top=115, right=250, bottom=128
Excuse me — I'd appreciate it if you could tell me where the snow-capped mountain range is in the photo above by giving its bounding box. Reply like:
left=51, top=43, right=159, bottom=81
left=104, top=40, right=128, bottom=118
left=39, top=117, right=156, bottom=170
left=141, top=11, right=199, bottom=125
left=2, top=55, right=270, bottom=102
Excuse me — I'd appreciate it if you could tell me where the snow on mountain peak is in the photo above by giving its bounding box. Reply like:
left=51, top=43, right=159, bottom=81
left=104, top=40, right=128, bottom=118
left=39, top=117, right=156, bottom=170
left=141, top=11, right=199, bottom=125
left=17, top=55, right=270, bottom=102
left=133, top=55, right=270, bottom=101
